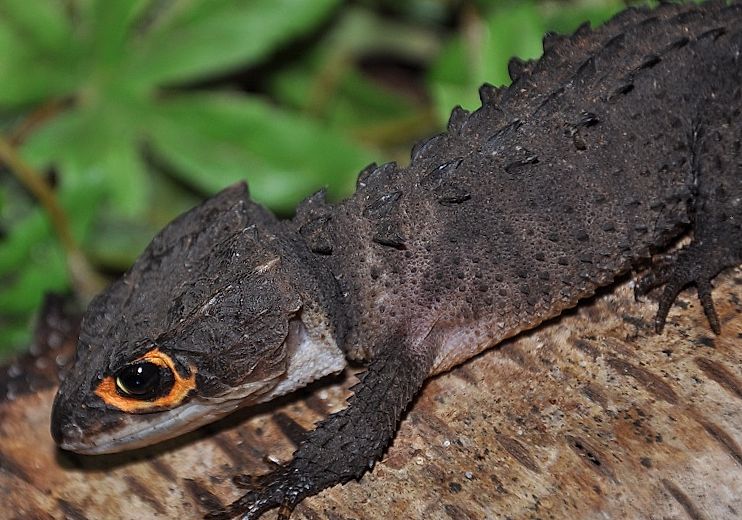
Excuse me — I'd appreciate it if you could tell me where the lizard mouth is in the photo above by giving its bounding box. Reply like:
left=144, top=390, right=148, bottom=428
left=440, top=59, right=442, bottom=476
left=58, top=395, right=254, bottom=454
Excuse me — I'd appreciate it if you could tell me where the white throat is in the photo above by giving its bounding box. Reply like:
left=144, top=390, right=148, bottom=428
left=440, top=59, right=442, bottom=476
left=259, top=316, right=347, bottom=402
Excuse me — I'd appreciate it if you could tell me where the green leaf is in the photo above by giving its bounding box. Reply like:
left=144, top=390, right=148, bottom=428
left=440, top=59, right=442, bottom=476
left=89, top=133, right=151, bottom=217
left=0, top=180, right=103, bottom=278
left=147, top=92, right=374, bottom=212
left=83, top=0, right=151, bottom=69
left=0, top=321, right=32, bottom=356
left=0, top=0, right=82, bottom=106
left=0, top=0, right=72, bottom=51
left=0, top=182, right=101, bottom=354
left=22, top=107, right=151, bottom=217
left=0, top=240, right=67, bottom=315
left=126, top=0, right=342, bottom=86
left=0, top=208, right=51, bottom=276
left=428, top=0, right=627, bottom=124
left=0, top=18, right=79, bottom=106
left=85, top=173, right=201, bottom=270
left=268, top=6, right=431, bottom=129
left=429, top=1, right=545, bottom=122
left=542, top=0, right=624, bottom=34
left=272, top=65, right=419, bottom=130
left=480, top=2, right=545, bottom=85
left=428, top=38, right=477, bottom=124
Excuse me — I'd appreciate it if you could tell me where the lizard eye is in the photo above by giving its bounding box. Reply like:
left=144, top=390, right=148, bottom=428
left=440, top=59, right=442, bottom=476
left=95, top=348, right=197, bottom=412
left=115, top=362, right=173, bottom=400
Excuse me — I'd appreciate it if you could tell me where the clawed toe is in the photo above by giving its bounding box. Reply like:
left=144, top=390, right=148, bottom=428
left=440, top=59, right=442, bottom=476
left=636, top=245, right=722, bottom=335
left=696, top=278, right=720, bottom=334
left=205, top=466, right=297, bottom=520
left=204, top=489, right=277, bottom=520
left=654, top=279, right=686, bottom=333
left=232, top=474, right=256, bottom=490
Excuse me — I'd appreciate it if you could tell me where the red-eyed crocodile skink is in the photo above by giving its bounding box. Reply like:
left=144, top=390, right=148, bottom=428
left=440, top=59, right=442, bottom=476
left=51, top=2, right=742, bottom=518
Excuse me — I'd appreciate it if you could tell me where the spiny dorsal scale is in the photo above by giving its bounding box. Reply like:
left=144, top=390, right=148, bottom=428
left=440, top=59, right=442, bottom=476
left=606, top=82, right=635, bottom=103
left=356, top=162, right=378, bottom=190
left=460, top=105, right=499, bottom=136
left=572, top=21, right=591, bottom=39
left=300, top=216, right=333, bottom=255
left=420, top=158, right=463, bottom=190
left=662, top=36, right=690, bottom=53
left=479, top=119, right=522, bottom=155
left=668, top=9, right=704, bottom=26
left=478, top=83, right=501, bottom=106
left=574, top=56, right=597, bottom=83
left=411, top=133, right=446, bottom=163
left=361, top=161, right=398, bottom=192
left=637, top=54, right=662, bottom=71
left=297, top=188, right=328, bottom=213
left=447, top=105, right=470, bottom=133
left=363, top=191, right=402, bottom=220
left=507, top=57, right=530, bottom=82
left=579, top=111, right=600, bottom=127
left=542, top=31, right=561, bottom=52
left=504, top=150, right=539, bottom=173
left=604, top=33, right=626, bottom=53
left=698, top=26, right=726, bottom=41
left=436, top=185, right=471, bottom=205
left=373, top=220, right=406, bottom=249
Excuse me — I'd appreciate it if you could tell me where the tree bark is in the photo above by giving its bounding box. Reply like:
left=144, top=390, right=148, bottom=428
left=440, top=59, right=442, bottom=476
left=1, top=272, right=740, bottom=519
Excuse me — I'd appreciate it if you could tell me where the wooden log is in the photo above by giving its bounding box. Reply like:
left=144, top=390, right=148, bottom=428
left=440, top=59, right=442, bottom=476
left=1, top=271, right=740, bottom=519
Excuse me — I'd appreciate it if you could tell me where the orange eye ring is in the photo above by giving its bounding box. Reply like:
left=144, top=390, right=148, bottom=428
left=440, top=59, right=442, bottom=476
left=95, top=348, right=197, bottom=413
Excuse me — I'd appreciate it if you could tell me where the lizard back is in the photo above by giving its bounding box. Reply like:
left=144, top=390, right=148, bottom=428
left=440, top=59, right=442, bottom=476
left=299, top=1, right=742, bottom=372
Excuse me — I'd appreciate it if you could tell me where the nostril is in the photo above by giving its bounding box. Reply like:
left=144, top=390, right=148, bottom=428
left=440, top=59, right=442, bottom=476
left=51, top=420, right=85, bottom=448
left=65, top=422, right=84, bottom=444
left=50, top=403, right=84, bottom=447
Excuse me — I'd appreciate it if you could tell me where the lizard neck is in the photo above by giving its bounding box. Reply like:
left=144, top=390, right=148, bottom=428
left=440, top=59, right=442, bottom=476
left=267, top=218, right=351, bottom=392
left=290, top=187, right=414, bottom=364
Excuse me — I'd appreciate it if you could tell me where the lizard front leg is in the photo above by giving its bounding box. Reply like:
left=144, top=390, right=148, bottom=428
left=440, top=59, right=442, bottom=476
left=205, top=337, right=436, bottom=520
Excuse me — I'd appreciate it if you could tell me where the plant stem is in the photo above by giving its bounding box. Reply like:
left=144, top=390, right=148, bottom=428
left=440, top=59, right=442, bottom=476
left=0, top=137, right=105, bottom=300
left=8, top=98, right=70, bottom=146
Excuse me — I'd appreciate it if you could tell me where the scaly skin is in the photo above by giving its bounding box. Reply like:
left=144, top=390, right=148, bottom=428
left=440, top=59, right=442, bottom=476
left=50, top=2, right=741, bottom=519
left=218, top=3, right=742, bottom=517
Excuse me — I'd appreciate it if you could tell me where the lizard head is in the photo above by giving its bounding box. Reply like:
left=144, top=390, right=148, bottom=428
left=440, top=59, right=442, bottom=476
left=51, top=183, right=345, bottom=454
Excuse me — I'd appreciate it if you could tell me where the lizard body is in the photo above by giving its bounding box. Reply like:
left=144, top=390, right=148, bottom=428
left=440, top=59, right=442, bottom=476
left=51, top=2, right=741, bottom=518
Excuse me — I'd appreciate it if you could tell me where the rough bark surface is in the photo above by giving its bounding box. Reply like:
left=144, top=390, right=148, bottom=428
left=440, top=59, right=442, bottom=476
left=1, top=272, right=740, bottom=519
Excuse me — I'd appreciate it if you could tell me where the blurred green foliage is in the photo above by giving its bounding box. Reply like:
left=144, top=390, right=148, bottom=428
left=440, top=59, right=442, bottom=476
left=0, top=0, right=656, bottom=356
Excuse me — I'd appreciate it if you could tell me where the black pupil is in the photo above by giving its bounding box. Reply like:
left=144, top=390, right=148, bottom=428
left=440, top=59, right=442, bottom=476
left=117, top=362, right=161, bottom=397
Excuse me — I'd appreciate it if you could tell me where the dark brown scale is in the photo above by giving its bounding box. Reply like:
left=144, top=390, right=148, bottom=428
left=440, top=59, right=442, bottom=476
left=299, top=216, right=333, bottom=255
left=508, top=57, right=532, bottom=82
left=447, top=106, right=470, bottom=133
left=478, top=83, right=502, bottom=106
left=363, top=192, right=402, bottom=219
left=479, top=119, right=523, bottom=154
left=355, top=162, right=377, bottom=189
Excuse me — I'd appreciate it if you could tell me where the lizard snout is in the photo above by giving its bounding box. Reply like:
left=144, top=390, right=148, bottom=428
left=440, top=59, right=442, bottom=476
left=50, top=404, right=84, bottom=448
left=50, top=389, right=98, bottom=452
